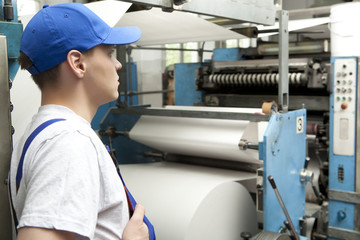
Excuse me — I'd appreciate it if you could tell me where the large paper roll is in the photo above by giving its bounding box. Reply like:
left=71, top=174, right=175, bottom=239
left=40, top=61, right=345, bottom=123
left=121, top=162, right=259, bottom=240
left=129, top=106, right=266, bottom=164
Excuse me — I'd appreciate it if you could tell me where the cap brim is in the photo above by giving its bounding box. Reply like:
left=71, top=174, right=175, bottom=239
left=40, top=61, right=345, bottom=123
left=103, top=26, right=141, bottom=45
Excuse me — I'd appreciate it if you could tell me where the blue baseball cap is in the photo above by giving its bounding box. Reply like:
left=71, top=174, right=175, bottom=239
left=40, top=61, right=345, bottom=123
left=21, top=3, right=141, bottom=75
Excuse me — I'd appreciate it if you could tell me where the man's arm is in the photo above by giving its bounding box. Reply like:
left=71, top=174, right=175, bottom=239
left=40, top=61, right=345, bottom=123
left=17, top=227, right=75, bottom=240
left=17, top=205, right=149, bottom=240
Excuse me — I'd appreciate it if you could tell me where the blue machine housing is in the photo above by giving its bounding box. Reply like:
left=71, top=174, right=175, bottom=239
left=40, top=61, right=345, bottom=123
left=99, top=107, right=152, bottom=164
left=0, top=0, right=23, bottom=80
left=174, top=62, right=204, bottom=106
left=328, top=56, right=357, bottom=238
left=259, top=109, right=307, bottom=236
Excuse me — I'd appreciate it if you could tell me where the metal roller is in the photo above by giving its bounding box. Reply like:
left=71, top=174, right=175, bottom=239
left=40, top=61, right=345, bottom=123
left=242, top=74, right=246, bottom=86
left=242, top=74, right=248, bottom=86
left=271, top=73, right=276, bottom=85
left=208, top=72, right=306, bottom=86
left=261, top=73, right=267, bottom=85
left=238, top=73, right=243, bottom=86
left=265, top=73, right=271, bottom=85
left=296, top=73, right=302, bottom=84
left=252, top=74, right=258, bottom=85
left=249, top=74, right=254, bottom=85
left=230, top=73, right=235, bottom=85
left=252, top=74, right=257, bottom=85
left=217, top=74, right=222, bottom=84
left=290, top=73, right=296, bottom=84
left=248, top=74, right=253, bottom=85
left=238, top=73, right=243, bottom=85
left=209, top=73, right=214, bottom=83
left=226, top=74, right=230, bottom=84
left=215, top=74, right=220, bottom=84
left=235, top=73, right=240, bottom=85
left=220, top=74, right=225, bottom=84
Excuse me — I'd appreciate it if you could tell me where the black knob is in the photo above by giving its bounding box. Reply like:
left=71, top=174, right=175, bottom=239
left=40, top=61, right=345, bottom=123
left=241, top=232, right=252, bottom=240
left=268, top=175, right=277, bottom=189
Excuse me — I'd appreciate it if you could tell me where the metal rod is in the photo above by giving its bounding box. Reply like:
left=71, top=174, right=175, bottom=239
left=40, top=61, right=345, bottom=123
left=119, top=89, right=174, bottom=96
left=268, top=176, right=300, bottom=240
left=288, top=6, right=330, bottom=19
left=111, top=107, right=270, bottom=122
left=129, top=46, right=213, bottom=52
left=239, top=139, right=259, bottom=150
left=126, top=47, right=133, bottom=106
left=356, top=58, right=360, bottom=231
left=144, top=151, right=166, bottom=159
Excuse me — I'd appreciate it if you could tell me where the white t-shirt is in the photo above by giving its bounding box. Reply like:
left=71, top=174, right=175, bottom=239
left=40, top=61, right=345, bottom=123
left=10, top=105, right=130, bottom=240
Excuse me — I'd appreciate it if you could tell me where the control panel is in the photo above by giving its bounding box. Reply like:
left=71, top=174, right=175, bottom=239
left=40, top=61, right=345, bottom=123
left=333, top=58, right=357, bottom=156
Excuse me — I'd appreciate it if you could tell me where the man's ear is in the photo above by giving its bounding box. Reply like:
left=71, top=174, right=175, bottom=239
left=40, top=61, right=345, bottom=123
left=66, top=50, right=86, bottom=78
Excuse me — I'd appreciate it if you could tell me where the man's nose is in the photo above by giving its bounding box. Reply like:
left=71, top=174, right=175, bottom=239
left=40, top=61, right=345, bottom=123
left=114, top=57, right=122, bottom=71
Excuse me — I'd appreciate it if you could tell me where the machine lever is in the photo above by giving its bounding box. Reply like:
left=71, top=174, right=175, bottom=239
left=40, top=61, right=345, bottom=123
left=283, top=221, right=296, bottom=240
left=267, top=176, right=300, bottom=240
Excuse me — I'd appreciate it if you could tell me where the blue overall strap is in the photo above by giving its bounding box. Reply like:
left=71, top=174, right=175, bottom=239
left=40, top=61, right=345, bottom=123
left=15, top=118, right=66, bottom=192
left=125, top=185, right=156, bottom=240
left=106, top=146, right=156, bottom=240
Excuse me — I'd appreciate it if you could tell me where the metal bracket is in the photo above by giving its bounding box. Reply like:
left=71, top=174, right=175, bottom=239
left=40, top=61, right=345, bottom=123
left=328, top=226, right=360, bottom=240
left=328, top=190, right=360, bottom=204
left=277, top=10, right=289, bottom=112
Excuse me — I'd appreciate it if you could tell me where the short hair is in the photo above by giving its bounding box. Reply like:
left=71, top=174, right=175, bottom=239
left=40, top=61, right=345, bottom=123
left=18, top=51, right=60, bottom=90
left=18, top=47, right=97, bottom=90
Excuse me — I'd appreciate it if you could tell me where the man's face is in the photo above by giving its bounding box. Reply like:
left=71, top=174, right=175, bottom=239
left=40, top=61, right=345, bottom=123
left=83, top=44, right=122, bottom=106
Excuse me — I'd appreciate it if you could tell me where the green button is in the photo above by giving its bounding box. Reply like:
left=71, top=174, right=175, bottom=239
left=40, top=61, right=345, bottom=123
left=337, top=96, right=340, bottom=101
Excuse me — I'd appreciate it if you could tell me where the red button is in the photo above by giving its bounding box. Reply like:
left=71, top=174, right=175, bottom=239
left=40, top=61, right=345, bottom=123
left=341, top=102, right=348, bottom=110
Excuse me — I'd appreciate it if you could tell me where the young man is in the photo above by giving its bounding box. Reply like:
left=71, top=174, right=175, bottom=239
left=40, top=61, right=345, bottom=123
left=9, top=3, right=152, bottom=240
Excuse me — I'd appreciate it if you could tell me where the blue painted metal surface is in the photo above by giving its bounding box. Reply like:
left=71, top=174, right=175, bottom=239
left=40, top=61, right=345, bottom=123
left=99, top=107, right=152, bottom=164
left=91, top=100, right=117, bottom=130
left=261, top=109, right=307, bottom=235
left=328, top=57, right=357, bottom=237
left=174, top=63, right=203, bottom=106
left=213, top=48, right=240, bottom=61
left=0, top=0, right=23, bottom=80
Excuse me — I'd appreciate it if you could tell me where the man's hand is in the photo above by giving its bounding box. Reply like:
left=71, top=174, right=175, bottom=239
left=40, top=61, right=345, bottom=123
left=122, top=204, right=149, bottom=240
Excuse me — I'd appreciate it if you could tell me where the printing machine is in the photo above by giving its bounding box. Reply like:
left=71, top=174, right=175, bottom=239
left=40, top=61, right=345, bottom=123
left=97, top=2, right=358, bottom=240
left=93, top=2, right=323, bottom=239
left=2, top=0, right=359, bottom=239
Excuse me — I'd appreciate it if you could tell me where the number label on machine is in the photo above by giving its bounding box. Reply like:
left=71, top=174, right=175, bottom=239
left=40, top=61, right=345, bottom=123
left=296, top=116, right=304, bottom=134
left=333, top=58, right=357, bottom=156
